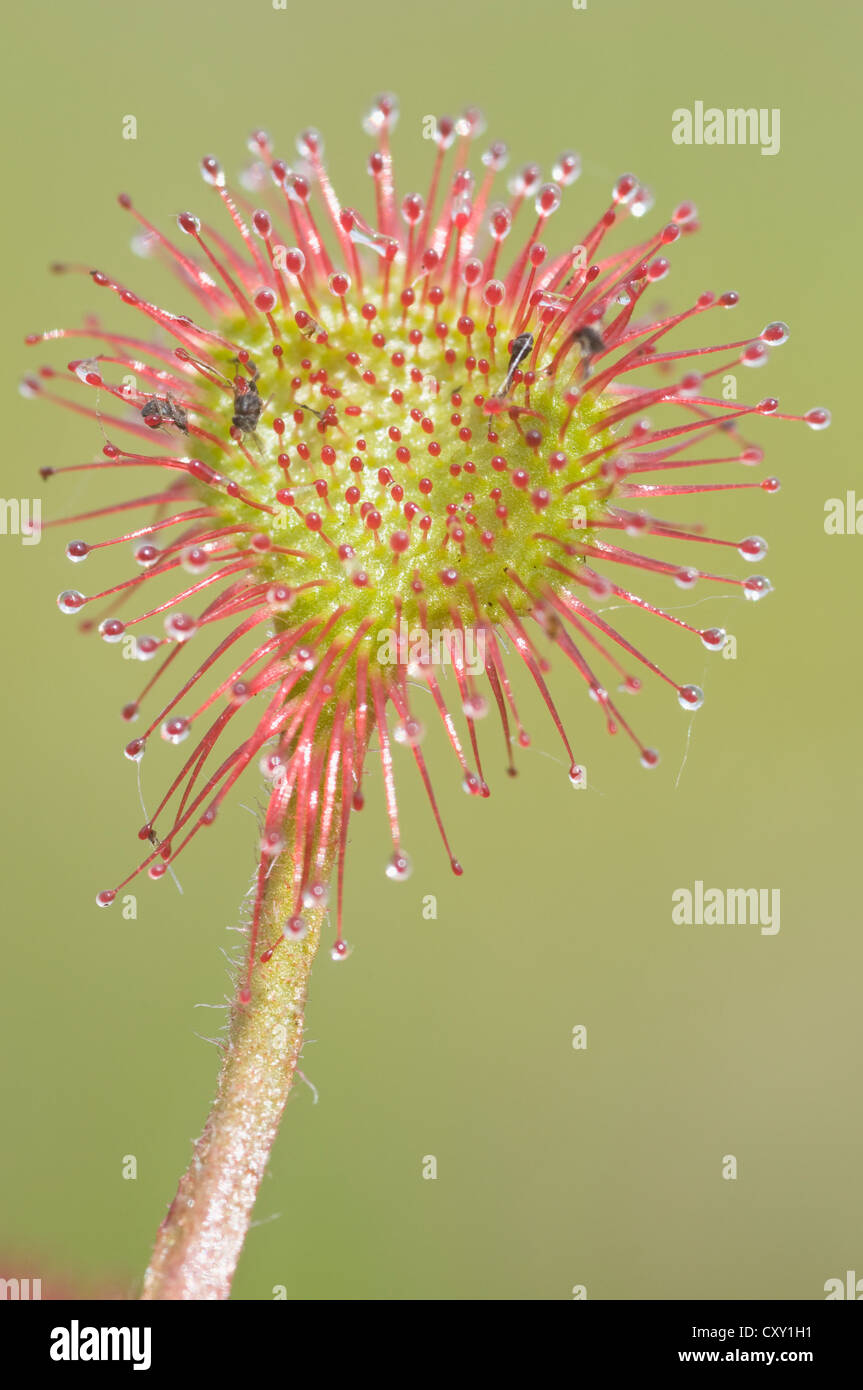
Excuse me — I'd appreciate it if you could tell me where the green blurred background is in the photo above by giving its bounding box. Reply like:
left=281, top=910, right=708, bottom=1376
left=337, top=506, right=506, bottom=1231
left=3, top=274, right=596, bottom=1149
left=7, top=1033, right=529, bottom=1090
left=1, top=0, right=859, bottom=1300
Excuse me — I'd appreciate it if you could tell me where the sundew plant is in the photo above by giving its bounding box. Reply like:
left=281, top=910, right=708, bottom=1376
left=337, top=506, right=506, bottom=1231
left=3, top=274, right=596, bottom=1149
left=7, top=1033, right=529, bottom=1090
left=23, top=94, right=829, bottom=1298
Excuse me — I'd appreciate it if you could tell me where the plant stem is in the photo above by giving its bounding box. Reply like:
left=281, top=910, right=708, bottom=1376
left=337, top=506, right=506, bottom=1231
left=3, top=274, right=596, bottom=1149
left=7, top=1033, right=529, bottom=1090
left=140, top=859, right=325, bottom=1301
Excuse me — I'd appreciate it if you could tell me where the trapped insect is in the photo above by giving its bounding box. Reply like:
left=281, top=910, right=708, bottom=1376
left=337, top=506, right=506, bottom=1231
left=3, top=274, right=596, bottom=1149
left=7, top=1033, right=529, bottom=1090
left=230, top=360, right=264, bottom=436
left=495, top=331, right=534, bottom=397
left=140, top=393, right=189, bottom=434
left=572, top=325, right=606, bottom=376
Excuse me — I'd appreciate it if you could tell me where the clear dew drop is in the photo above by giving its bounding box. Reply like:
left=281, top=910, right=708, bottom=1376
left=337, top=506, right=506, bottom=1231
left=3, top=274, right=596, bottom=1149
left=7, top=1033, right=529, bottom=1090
left=328, top=270, right=352, bottom=296
left=361, top=94, right=399, bottom=135
left=385, top=851, right=413, bottom=883
left=66, top=540, right=89, bottom=563
left=260, top=830, right=286, bottom=858
left=551, top=151, right=581, bottom=186
left=700, top=627, right=727, bottom=653
left=131, top=231, right=157, bottom=259
left=743, top=575, right=772, bottom=602
left=259, top=752, right=285, bottom=782
left=535, top=182, right=562, bottom=217
left=455, top=106, right=485, bottom=139
left=673, top=201, right=699, bottom=228
left=481, top=141, right=509, bottom=173
left=677, top=372, right=702, bottom=399
left=804, top=407, right=831, bottom=431
left=296, top=127, right=323, bottom=159
left=508, top=163, right=540, bottom=199
left=353, top=226, right=399, bottom=261
left=330, top=940, right=350, bottom=962
left=266, top=584, right=294, bottom=613
left=451, top=177, right=474, bottom=226
left=124, top=738, right=146, bottom=763
left=182, top=546, right=210, bottom=574
left=568, top=763, right=586, bottom=789
left=302, top=882, right=329, bottom=910
left=165, top=613, right=198, bottom=643
left=393, top=717, right=425, bottom=747
left=741, top=341, right=769, bottom=368
left=134, top=544, right=160, bottom=569
left=674, top=567, right=699, bottom=591
left=99, top=619, right=126, bottom=643
left=630, top=185, right=655, bottom=218
left=95, top=890, right=116, bottom=908
left=640, top=748, right=660, bottom=770
left=200, top=155, right=225, bottom=189
left=536, top=290, right=572, bottom=316
left=738, top=535, right=768, bottom=562
left=161, top=716, right=190, bottom=745
left=135, top=635, right=159, bottom=662
left=239, top=161, right=269, bottom=194
left=247, top=128, right=272, bottom=156
left=291, top=646, right=316, bottom=672
left=678, top=684, right=704, bottom=711
left=73, top=358, right=102, bottom=385
left=761, top=320, right=790, bottom=346
left=403, top=195, right=427, bottom=235
left=613, top=173, right=637, bottom=205
left=462, top=694, right=488, bottom=720
left=283, top=914, right=308, bottom=941
left=487, top=204, right=512, bottom=242
left=57, top=589, right=86, bottom=615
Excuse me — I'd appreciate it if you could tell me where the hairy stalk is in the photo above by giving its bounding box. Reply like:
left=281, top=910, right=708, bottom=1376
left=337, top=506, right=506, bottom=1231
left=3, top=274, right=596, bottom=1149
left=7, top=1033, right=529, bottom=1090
left=140, top=854, right=326, bottom=1301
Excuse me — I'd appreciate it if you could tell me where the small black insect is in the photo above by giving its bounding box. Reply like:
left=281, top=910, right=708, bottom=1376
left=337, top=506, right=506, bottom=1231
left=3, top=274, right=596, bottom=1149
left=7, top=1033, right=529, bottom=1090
left=140, top=392, right=189, bottom=434
left=572, top=325, right=606, bottom=375
left=231, top=360, right=264, bottom=436
left=495, top=332, right=534, bottom=397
